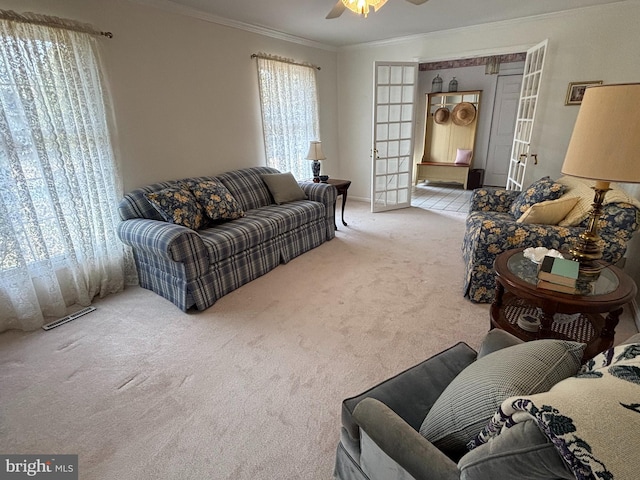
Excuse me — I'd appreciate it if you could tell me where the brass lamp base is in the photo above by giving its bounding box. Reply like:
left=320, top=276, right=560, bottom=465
left=569, top=181, right=610, bottom=277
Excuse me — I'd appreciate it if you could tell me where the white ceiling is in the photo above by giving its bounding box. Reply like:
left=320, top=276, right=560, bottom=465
left=142, top=0, right=625, bottom=48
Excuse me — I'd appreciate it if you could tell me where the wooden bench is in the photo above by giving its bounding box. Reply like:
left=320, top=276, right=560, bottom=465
left=415, top=161, right=470, bottom=189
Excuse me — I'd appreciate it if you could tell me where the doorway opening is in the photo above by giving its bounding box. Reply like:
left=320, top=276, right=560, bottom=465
left=416, top=53, right=526, bottom=189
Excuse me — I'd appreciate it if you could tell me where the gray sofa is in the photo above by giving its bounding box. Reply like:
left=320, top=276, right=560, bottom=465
left=335, top=329, right=640, bottom=480
left=117, top=166, right=336, bottom=311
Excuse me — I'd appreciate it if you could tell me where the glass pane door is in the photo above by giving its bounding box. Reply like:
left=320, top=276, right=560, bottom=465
left=371, top=62, right=417, bottom=212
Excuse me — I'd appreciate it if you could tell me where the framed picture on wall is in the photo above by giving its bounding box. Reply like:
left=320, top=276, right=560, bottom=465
left=565, top=81, right=603, bottom=105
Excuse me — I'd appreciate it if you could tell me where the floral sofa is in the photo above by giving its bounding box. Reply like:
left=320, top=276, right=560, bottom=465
left=463, top=176, right=640, bottom=303
left=117, top=166, right=336, bottom=311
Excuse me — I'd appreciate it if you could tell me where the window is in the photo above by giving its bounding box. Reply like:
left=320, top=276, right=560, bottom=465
left=0, top=14, right=128, bottom=331
left=256, top=56, right=320, bottom=180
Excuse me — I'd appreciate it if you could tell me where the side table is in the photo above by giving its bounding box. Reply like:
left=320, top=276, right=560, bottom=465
left=326, top=179, right=351, bottom=229
left=491, top=248, right=637, bottom=361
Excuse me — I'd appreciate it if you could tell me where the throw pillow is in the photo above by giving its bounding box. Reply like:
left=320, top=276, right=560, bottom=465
left=455, top=149, right=473, bottom=166
left=261, top=172, right=308, bottom=205
left=509, top=177, right=566, bottom=219
left=145, top=186, right=205, bottom=230
left=182, top=179, right=245, bottom=222
left=516, top=196, right=580, bottom=225
left=418, top=339, right=585, bottom=456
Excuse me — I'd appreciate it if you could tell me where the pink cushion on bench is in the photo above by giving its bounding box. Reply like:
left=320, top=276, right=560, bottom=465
left=455, top=149, right=473, bottom=166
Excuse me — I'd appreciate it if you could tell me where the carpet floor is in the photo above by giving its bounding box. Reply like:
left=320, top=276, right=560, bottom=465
left=0, top=200, right=636, bottom=479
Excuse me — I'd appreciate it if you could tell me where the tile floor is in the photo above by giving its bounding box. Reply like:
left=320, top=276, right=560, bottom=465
left=411, top=181, right=473, bottom=212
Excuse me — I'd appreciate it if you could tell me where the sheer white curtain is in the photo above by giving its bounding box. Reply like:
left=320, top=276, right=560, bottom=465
left=256, top=56, right=320, bottom=180
left=0, top=15, right=128, bottom=331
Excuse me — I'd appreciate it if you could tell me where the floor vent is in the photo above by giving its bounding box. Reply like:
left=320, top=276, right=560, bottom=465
left=42, top=306, right=96, bottom=331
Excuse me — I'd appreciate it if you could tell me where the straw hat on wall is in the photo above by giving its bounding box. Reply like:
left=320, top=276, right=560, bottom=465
left=452, top=102, right=476, bottom=126
left=434, top=107, right=450, bottom=124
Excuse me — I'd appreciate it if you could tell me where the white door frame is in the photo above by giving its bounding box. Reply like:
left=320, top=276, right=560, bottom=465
left=371, top=62, right=418, bottom=212
left=506, top=39, right=548, bottom=191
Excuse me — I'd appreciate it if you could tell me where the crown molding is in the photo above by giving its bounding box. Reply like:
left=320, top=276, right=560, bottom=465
left=129, top=0, right=337, bottom=52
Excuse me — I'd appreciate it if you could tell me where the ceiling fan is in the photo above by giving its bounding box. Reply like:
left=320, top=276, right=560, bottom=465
left=326, top=0, right=429, bottom=19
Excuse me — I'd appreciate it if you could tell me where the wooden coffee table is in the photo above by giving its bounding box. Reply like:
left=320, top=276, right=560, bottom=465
left=491, top=248, right=637, bottom=361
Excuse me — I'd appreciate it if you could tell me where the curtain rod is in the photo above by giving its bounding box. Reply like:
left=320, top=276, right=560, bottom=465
left=251, top=53, right=320, bottom=71
left=0, top=10, right=113, bottom=38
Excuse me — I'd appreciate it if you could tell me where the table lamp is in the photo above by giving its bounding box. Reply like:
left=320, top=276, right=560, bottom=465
left=561, top=83, right=640, bottom=274
left=306, top=141, right=326, bottom=181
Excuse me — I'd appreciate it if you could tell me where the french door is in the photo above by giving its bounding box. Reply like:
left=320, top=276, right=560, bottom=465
left=371, top=62, right=418, bottom=212
left=506, top=39, right=548, bottom=191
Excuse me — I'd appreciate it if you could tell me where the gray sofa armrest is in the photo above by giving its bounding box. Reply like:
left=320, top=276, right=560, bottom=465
left=469, top=187, right=519, bottom=213
left=342, top=342, right=477, bottom=444
left=354, top=398, right=459, bottom=480
left=117, top=218, right=210, bottom=279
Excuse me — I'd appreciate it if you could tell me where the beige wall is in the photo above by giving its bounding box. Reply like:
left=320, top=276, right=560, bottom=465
left=336, top=1, right=640, bottom=200
left=3, top=0, right=339, bottom=191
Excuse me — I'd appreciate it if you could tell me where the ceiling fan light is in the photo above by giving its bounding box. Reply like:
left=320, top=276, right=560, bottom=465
left=341, top=0, right=388, bottom=17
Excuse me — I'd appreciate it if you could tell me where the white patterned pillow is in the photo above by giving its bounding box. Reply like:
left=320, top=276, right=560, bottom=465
left=419, top=339, right=585, bottom=455
left=556, top=175, right=640, bottom=226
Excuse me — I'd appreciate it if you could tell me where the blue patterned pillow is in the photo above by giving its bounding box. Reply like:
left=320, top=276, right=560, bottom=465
left=145, top=187, right=205, bottom=230
left=509, top=177, right=566, bottom=219
left=182, top=179, right=244, bottom=222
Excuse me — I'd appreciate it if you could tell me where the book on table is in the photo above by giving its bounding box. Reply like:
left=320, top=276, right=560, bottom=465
left=536, top=279, right=577, bottom=294
left=537, top=255, right=579, bottom=287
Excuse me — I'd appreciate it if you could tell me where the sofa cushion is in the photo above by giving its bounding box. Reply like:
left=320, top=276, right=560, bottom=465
left=259, top=202, right=325, bottom=234
left=182, top=179, right=245, bottom=222
left=198, top=201, right=325, bottom=263
left=119, top=181, right=178, bottom=221
left=509, top=177, right=566, bottom=219
left=261, top=172, right=308, bottom=205
left=216, top=167, right=281, bottom=211
left=516, top=196, right=579, bottom=225
left=198, top=212, right=280, bottom=263
left=458, top=420, right=574, bottom=480
left=145, top=186, right=205, bottom=230
left=418, top=339, right=585, bottom=456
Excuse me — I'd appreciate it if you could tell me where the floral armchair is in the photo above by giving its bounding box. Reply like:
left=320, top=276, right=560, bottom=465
left=463, top=176, right=640, bottom=303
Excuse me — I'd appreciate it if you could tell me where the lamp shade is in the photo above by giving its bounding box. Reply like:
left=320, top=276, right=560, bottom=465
left=305, top=141, right=326, bottom=161
left=561, top=83, right=640, bottom=184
